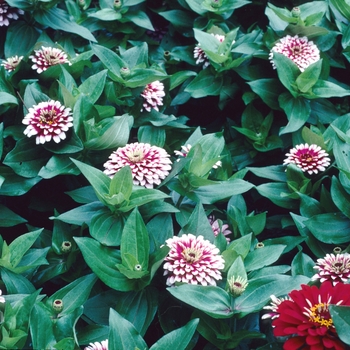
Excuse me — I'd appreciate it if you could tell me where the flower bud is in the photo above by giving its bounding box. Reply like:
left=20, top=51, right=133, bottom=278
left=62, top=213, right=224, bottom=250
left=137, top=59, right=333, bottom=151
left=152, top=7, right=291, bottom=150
left=333, top=246, right=342, bottom=254
left=134, top=264, right=142, bottom=271
left=210, top=0, right=222, bottom=8
left=120, top=67, right=130, bottom=78
left=291, top=7, right=300, bottom=18
left=255, top=242, right=264, bottom=249
left=52, top=299, right=63, bottom=313
left=164, top=50, right=171, bottom=60
left=227, top=276, right=248, bottom=297
left=77, top=0, right=86, bottom=8
left=113, top=0, right=122, bottom=10
left=61, top=241, right=72, bottom=253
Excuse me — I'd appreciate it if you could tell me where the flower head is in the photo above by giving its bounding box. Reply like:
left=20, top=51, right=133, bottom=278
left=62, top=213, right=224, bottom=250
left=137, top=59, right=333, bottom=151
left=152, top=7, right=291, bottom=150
left=140, top=80, right=165, bottom=112
left=269, top=282, right=350, bottom=350
left=283, top=143, right=331, bottom=175
left=174, top=144, right=222, bottom=168
left=194, top=34, right=226, bottom=69
left=0, top=0, right=24, bottom=26
left=84, top=340, right=108, bottom=350
left=312, top=253, right=350, bottom=286
left=208, top=215, right=231, bottom=242
left=103, top=142, right=172, bottom=188
left=227, top=275, right=248, bottom=297
left=269, top=35, right=320, bottom=72
left=22, top=100, right=73, bottom=145
left=163, top=233, right=225, bottom=286
left=29, top=46, right=71, bottom=74
left=1, top=55, right=23, bottom=72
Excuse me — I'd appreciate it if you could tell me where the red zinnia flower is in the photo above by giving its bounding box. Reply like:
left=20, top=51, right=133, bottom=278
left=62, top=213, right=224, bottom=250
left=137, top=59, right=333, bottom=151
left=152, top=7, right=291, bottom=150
left=103, top=142, right=172, bottom=188
left=163, top=233, right=225, bottom=287
left=283, top=143, right=331, bottom=175
left=29, top=46, right=71, bottom=74
left=22, top=100, right=73, bottom=145
left=269, top=35, right=320, bottom=72
left=312, top=253, right=350, bottom=286
left=271, top=282, right=350, bottom=350
left=0, top=0, right=23, bottom=26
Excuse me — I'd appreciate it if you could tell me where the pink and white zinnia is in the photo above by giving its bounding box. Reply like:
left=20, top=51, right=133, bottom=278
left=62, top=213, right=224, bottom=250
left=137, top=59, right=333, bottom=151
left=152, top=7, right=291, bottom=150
left=84, top=339, right=108, bottom=350
left=29, top=46, right=71, bottom=74
left=269, top=35, right=320, bottom=72
left=103, top=142, right=172, bottom=188
left=22, top=100, right=73, bottom=145
left=140, top=80, right=165, bottom=112
left=163, top=233, right=225, bottom=286
left=283, top=143, right=330, bottom=175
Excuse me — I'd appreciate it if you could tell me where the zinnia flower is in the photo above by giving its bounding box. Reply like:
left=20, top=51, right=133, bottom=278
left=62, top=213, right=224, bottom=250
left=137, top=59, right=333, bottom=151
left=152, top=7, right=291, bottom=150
left=270, top=282, right=350, bottom=350
left=227, top=275, right=248, bottom=297
left=163, top=233, right=225, bottom=286
left=0, top=0, right=23, bottom=26
left=208, top=215, right=231, bottom=242
left=283, top=143, right=331, bottom=175
left=262, top=295, right=292, bottom=320
left=84, top=339, right=108, bottom=350
left=140, top=80, right=165, bottom=112
left=22, top=100, right=73, bottom=145
left=174, top=144, right=222, bottom=168
left=312, top=253, right=350, bottom=286
left=269, top=35, right=320, bottom=72
left=29, top=46, right=71, bottom=74
left=193, top=34, right=226, bottom=69
left=1, top=55, right=23, bottom=72
left=103, top=142, right=172, bottom=188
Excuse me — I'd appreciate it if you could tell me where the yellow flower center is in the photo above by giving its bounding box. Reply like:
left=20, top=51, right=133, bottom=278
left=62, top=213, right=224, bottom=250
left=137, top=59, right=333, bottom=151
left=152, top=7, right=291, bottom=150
left=40, top=109, right=57, bottom=125
left=308, top=302, right=333, bottom=328
left=182, top=248, right=202, bottom=263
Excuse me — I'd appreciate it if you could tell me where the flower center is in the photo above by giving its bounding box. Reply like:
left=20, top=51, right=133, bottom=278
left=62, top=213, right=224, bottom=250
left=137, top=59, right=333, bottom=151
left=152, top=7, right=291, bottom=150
left=301, top=153, right=313, bottom=162
left=291, top=45, right=302, bottom=55
left=308, top=302, right=333, bottom=328
left=40, top=109, right=57, bottom=125
left=182, top=247, right=202, bottom=263
left=127, top=150, right=144, bottom=163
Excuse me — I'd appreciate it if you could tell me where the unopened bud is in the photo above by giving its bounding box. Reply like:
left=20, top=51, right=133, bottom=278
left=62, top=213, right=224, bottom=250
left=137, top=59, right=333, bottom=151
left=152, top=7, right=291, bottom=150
left=333, top=246, right=342, bottom=254
left=227, top=276, right=248, bottom=297
left=164, top=51, right=171, bottom=60
left=120, top=66, right=130, bottom=78
left=255, top=242, right=264, bottom=249
left=114, top=0, right=122, bottom=10
left=291, top=7, right=300, bottom=18
left=210, top=0, right=222, bottom=8
left=52, top=299, right=63, bottom=313
left=61, top=241, right=72, bottom=253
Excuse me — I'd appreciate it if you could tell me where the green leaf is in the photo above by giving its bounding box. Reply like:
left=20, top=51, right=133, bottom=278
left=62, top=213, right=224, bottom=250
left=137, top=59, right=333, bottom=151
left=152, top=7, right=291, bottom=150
left=296, top=60, right=322, bottom=93
left=310, top=80, right=350, bottom=98
left=279, top=93, right=311, bottom=135
left=52, top=202, right=104, bottom=226
left=109, top=166, right=133, bottom=200
left=244, top=245, right=286, bottom=272
left=1, top=268, right=36, bottom=294
left=272, top=52, right=300, bottom=95
left=227, top=233, right=252, bottom=259
left=331, top=176, right=350, bottom=219
left=78, top=70, right=107, bottom=104
left=34, top=7, right=97, bottom=42
left=0, top=92, right=18, bottom=106
left=84, top=114, right=133, bottom=150
left=8, top=229, right=43, bottom=268
left=120, top=208, right=150, bottom=271
left=247, top=79, right=282, bottom=110
left=39, top=155, right=80, bottom=179
left=47, top=273, right=97, bottom=316
left=185, top=69, right=223, bottom=98
left=70, top=159, right=110, bottom=204
left=167, top=284, right=234, bottom=319
left=169, top=70, right=197, bottom=91
left=108, top=308, right=148, bottom=350
left=291, top=248, right=315, bottom=277
left=329, top=305, right=350, bottom=345
left=304, top=213, right=350, bottom=244
left=150, top=318, right=199, bottom=350
left=74, top=237, right=136, bottom=291
left=234, top=275, right=309, bottom=317
left=88, top=8, right=122, bottom=21
left=0, top=204, right=27, bottom=227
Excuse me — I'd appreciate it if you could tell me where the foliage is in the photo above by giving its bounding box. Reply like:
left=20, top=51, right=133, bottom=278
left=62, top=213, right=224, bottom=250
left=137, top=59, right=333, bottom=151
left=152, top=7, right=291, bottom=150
left=1, top=0, right=350, bottom=348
